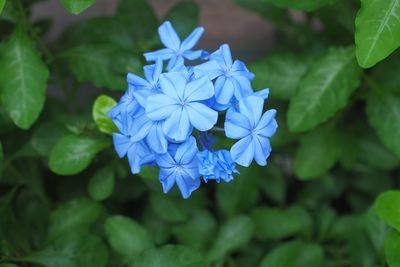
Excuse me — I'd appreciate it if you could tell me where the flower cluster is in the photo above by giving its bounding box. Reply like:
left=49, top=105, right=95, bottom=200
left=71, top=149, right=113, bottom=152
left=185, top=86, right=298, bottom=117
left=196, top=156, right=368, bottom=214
left=109, top=21, right=278, bottom=199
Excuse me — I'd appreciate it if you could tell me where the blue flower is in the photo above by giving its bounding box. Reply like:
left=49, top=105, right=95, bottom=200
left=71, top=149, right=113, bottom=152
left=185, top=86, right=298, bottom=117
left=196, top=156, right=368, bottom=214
left=127, top=58, right=163, bottom=107
left=111, top=112, right=155, bottom=174
left=225, top=96, right=277, bottom=167
left=146, top=72, right=218, bottom=142
left=144, top=21, right=208, bottom=70
left=156, top=137, right=201, bottom=199
left=194, top=44, right=254, bottom=105
left=197, top=149, right=238, bottom=182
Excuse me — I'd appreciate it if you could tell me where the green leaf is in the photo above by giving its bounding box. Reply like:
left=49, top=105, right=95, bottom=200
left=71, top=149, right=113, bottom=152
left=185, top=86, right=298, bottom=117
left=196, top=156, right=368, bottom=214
left=63, top=44, right=141, bottom=91
left=251, top=206, right=312, bottom=241
left=172, top=210, right=217, bottom=250
left=164, top=1, right=199, bottom=37
left=149, top=194, right=188, bottom=223
left=366, top=88, right=400, bottom=159
left=0, top=0, right=5, bottom=13
left=259, top=163, right=286, bottom=204
left=59, top=0, right=96, bottom=14
left=287, top=47, right=361, bottom=132
left=207, top=216, right=254, bottom=261
left=372, top=50, right=400, bottom=94
left=266, top=0, right=336, bottom=11
left=0, top=28, right=49, bottom=129
left=88, top=165, right=115, bottom=201
left=364, top=208, right=388, bottom=253
left=131, top=245, right=206, bottom=267
left=30, top=121, right=68, bottom=157
left=250, top=53, right=312, bottom=100
left=92, top=95, right=117, bottom=135
left=385, top=230, right=400, bottom=267
left=105, top=215, right=154, bottom=262
left=374, top=191, right=400, bottom=232
left=294, top=125, right=342, bottom=179
left=259, top=240, right=324, bottom=267
left=49, top=134, right=110, bottom=175
left=0, top=264, right=18, bottom=267
left=48, top=197, right=101, bottom=241
left=355, top=0, right=400, bottom=68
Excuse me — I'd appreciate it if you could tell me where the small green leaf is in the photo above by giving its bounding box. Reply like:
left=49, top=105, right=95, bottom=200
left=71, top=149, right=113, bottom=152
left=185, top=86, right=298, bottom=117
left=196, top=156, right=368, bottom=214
left=266, top=0, right=336, bottom=11
left=49, top=134, right=110, bottom=175
left=287, top=47, right=361, bottom=132
left=207, top=216, right=254, bottom=261
left=384, top=230, right=400, bottom=267
left=104, top=215, right=154, bottom=262
left=30, top=121, right=68, bottom=157
left=131, top=245, right=206, bottom=267
left=88, top=165, right=115, bottom=201
left=250, top=53, right=312, bottom=100
left=164, top=1, right=199, bottom=37
left=0, top=0, right=5, bottom=13
left=294, top=125, right=342, bottom=179
left=63, top=44, right=141, bottom=91
left=48, top=197, right=101, bottom=241
left=59, top=0, right=96, bottom=14
left=366, top=88, right=400, bottom=159
left=259, top=240, right=324, bottom=267
left=355, top=0, right=400, bottom=68
left=149, top=194, right=188, bottom=223
left=374, top=191, right=400, bottom=232
left=251, top=206, right=312, bottom=241
left=364, top=208, right=388, bottom=253
left=172, top=210, right=217, bottom=250
left=92, top=95, right=117, bottom=134
left=0, top=28, right=49, bottom=129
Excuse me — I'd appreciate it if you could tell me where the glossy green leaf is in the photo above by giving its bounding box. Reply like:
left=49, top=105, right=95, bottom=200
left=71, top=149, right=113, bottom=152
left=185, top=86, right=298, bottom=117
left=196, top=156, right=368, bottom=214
left=92, top=95, right=117, bottom=135
left=59, top=0, right=96, bottom=14
left=374, top=191, right=400, bottom=232
left=294, top=125, right=342, bottom=179
left=355, top=0, right=400, bottom=68
left=251, top=206, right=312, bottom=240
left=266, top=0, right=336, bottom=11
left=30, top=121, right=68, bottom=157
left=164, top=1, right=199, bottom=37
left=364, top=208, right=388, bottom=253
left=49, top=134, right=110, bottom=175
left=105, top=215, right=153, bottom=262
left=366, top=88, right=400, bottom=159
left=131, top=245, right=206, bottom=267
left=48, top=197, right=101, bottom=241
left=251, top=53, right=311, bottom=100
left=88, top=165, right=115, bottom=201
left=63, top=44, right=141, bottom=91
left=0, top=28, right=49, bottom=129
left=207, top=216, right=254, bottom=261
left=287, top=47, right=361, bottom=132
left=385, top=230, right=400, bottom=267
left=259, top=240, right=324, bottom=267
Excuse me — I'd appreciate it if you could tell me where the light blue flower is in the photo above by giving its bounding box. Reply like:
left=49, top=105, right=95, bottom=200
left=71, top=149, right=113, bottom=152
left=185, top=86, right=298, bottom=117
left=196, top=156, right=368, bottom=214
left=127, top=58, right=163, bottom=107
left=144, top=21, right=208, bottom=70
left=146, top=72, right=218, bottom=142
left=194, top=44, right=254, bottom=105
left=156, top=137, right=201, bottom=199
left=197, top=149, right=238, bottom=182
left=111, top=112, right=155, bottom=174
left=225, top=96, right=277, bottom=167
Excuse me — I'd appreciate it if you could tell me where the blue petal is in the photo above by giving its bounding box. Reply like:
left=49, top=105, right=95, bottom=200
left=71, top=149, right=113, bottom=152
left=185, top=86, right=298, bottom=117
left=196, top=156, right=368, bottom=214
left=163, top=108, right=192, bottom=142
left=166, top=55, right=181, bottom=71
left=253, top=136, right=271, bottom=166
left=184, top=76, right=215, bottom=102
left=147, top=122, right=168, bottom=154
left=127, top=73, right=150, bottom=89
left=133, top=89, right=154, bottom=107
left=112, top=133, right=132, bottom=158
left=159, top=168, right=176, bottom=194
left=215, top=76, right=235, bottom=105
left=182, top=160, right=200, bottom=180
left=230, top=135, right=255, bottom=167
left=144, top=48, right=175, bottom=61
left=159, top=72, right=187, bottom=100
left=193, top=60, right=223, bottom=80
left=254, top=89, right=270, bottom=100
left=255, top=109, right=278, bottom=138
left=174, top=136, right=198, bottom=164
left=181, top=27, right=204, bottom=50
left=146, top=94, right=179, bottom=121
left=232, top=76, right=253, bottom=100
left=238, top=96, right=264, bottom=127
left=186, top=102, right=218, bottom=131
left=231, top=60, right=255, bottom=80
left=224, top=112, right=251, bottom=139
left=156, top=152, right=176, bottom=168
left=211, top=44, right=233, bottom=67
left=182, top=50, right=204, bottom=60
left=158, top=21, right=181, bottom=50
left=129, top=113, right=153, bottom=142
left=175, top=171, right=200, bottom=199
left=127, top=141, right=154, bottom=174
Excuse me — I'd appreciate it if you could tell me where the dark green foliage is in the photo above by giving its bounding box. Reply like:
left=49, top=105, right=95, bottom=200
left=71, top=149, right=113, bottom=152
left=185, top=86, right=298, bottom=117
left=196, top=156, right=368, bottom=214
left=0, top=0, right=400, bottom=266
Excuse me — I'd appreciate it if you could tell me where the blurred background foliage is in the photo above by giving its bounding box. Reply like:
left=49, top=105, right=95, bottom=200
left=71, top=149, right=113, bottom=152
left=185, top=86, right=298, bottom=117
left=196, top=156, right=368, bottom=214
left=0, top=0, right=400, bottom=266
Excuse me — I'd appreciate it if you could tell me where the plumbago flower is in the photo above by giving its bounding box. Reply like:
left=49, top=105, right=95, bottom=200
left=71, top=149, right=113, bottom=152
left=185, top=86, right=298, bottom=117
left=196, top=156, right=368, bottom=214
left=109, top=21, right=277, bottom=199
